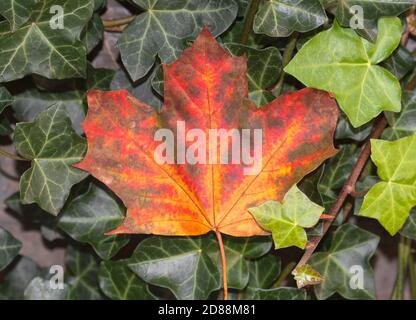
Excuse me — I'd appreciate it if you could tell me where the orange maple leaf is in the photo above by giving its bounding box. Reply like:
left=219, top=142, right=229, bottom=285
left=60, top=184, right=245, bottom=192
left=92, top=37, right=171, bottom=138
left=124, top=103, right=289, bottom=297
left=76, top=28, right=339, bottom=238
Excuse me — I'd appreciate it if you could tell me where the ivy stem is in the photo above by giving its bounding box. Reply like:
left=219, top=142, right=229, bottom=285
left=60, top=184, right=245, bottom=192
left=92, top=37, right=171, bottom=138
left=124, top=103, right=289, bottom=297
left=409, top=246, right=416, bottom=300
left=102, top=16, right=136, bottom=28
left=215, top=230, right=228, bottom=300
left=271, top=32, right=299, bottom=96
left=295, top=115, right=388, bottom=270
left=0, top=148, right=27, bottom=161
left=392, top=236, right=411, bottom=299
left=239, top=0, right=261, bottom=45
left=272, top=261, right=296, bottom=288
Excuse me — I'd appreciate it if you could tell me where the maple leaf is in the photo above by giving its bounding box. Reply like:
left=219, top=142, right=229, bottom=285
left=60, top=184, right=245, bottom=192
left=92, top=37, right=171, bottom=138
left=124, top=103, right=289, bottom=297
left=76, top=27, right=339, bottom=237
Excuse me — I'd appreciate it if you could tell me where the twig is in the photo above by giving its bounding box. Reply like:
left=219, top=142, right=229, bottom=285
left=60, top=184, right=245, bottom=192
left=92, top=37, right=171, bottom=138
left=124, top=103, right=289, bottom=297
left=239, top=0, right=261, bottom=45
left=0, top=148, right=28, bottom=161
left=295, top=115, right=388, bottom=269
left=272, top=261, right=296, bottom=288
left=215, top=230, right=228, bottom=300
left=102, top=16, right=136, bottom=28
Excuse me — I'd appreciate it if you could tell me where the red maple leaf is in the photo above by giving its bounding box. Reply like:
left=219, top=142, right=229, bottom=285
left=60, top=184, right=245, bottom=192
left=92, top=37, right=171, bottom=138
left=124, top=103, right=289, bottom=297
left=76, top=28, right=338, bottom=238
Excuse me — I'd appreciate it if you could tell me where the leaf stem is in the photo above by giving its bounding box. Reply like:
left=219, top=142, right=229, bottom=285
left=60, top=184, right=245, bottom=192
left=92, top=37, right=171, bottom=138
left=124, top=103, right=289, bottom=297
left=392, top=236, right=411, bottom=299
left=409, top=245, right=416, bottom=300
left=295, top=115, right=388, bottom=270
left=272, top=261, right=296, bottom=288
left=102, top=16, right=136, bottom=28
left=271, top=32, right=299, bottom=96
left=215, top=230, right=228, bottom=300
left=0, top=148, right=27, bottom=161
left=239, top=0, right=261, bottom=45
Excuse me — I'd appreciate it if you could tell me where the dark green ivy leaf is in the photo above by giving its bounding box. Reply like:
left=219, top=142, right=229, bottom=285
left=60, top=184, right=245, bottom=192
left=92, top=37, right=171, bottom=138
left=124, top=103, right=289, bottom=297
left=98, top=260, right=155, bottom=300
left=117, top=0, right=238, bottom=81
left=0, top=86, right=13, bottom=114
left=224, top=43, right=282, bottom=106
left=382, top=47, right=415, bottom=81
left=65, top=245, right=104, bottom=300
left=252, top=287, right=308, bottom=300
left=59, top=183, right=129, bottom=260
left=0, top=0, right=37, bottom=31
left=82, top=13, right=104, bottom=54
left=383, top=91, right=416, bottom=140
left=253, top=0, right=327, bottom=37
left=0, top=0, right=94, bottom=82
left=318, top=144, right=360, bottom=210
left=111, top=68, right=162, bottom=112
left=128, top=236, right=221, bottom=300
left=400, top=209, right=416, bottom=240
left=14, top=105, right=88, bottom=215
left=0, top=256, right=41, bottom=299
left=322, top=0, right=414, bottom=27
left=24, top=277, right=69, bottom=300
left=310, top=223, right=379, bottom=300
left=0, top=227, right=22, bottom=271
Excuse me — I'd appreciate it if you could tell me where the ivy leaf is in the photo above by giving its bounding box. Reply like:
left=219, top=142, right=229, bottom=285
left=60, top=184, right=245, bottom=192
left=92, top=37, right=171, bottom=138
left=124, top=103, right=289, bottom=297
left=382, top=47, right=415, bottom=81
left=249, top=185, right=324, bottom=249
left=76, top=28, right=339, bottom=238
left=310, top=223, right=378, bottom=300
left=318, top=144, right=359, bottom=210
left=14, top=105, right=88, bottom=215
left=285, top=17, right=402, bottom=127
left=0, top=227, right=22, bottom=271
left=127, top=236, right=221, bottom=300
left=359, top=133, right=416, bottom=235
left=65, top=245, right=103, bottom=300
left=228, top=254, right=281, bottom=300
left=0, top=256, right=41, bottom=299
left=82, top=13, right=103, bottom=54
left=0, top=0, right=94, bottom=82
left=335, top=113, right=373, bottom=142
left=24, top=277, right=69, bottom=300
left=110, top=68, right=162, bottom=112
left=204, top=236, right=272, bottom=290
left=117, top=0, right=238, bottom=81
left=252, top=287, right=308, bottom=300
left=382, top=91, right=416, bottom=140
left=98, top=260, right=155, bottom=300
left=253, top=0, right=327, bottom=37
left=224, top=43, right=282, bottom=106
left=322, top=0, right=414, bottom=27
left=0, top=86, right=13, bottom=114
left=400, top=209, right=416, bottom=240
left=0, top=0, right=37, bottom=31
left=12, top=88, right=86, bottom=134
left=59, top=183, right=129, bottom=260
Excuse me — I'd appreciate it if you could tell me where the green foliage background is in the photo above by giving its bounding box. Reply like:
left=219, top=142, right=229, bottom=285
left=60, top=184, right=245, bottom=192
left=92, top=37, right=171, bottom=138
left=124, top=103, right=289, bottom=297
left=0, top=0, right=416, bottom=300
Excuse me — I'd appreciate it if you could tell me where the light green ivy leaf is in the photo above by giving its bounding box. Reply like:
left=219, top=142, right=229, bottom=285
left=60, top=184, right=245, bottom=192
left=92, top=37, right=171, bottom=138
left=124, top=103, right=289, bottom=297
left=359, top=133, right=416, bottom=235
left=14, top=105, right=88, bottom=215
left=285, top=17, right=402, bottom=127
left=117, top=0, right=238, bottom=81
left=59, top=183, right=129, bottom=260
left=310, top=223, right=378, bottom=300
left=249, top=185, right=324, bottom=249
